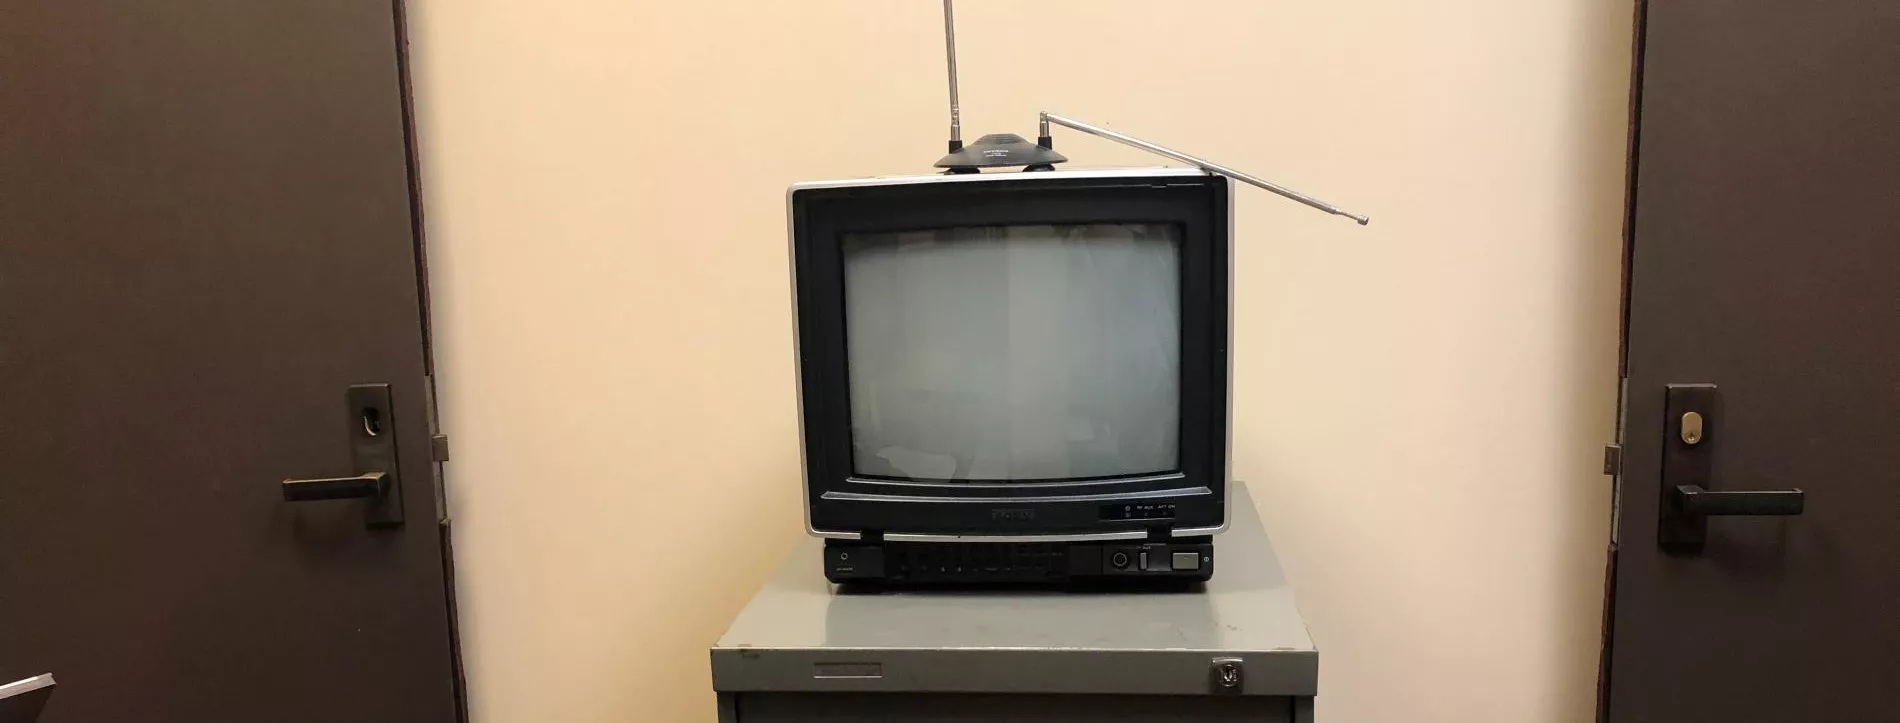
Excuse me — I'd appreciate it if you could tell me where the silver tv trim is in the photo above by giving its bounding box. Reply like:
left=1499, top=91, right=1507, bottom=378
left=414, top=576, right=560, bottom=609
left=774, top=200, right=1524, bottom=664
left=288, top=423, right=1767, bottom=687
left=789, top=166, right=1209, bottom=195
left=822, top=486, right=1212, bottom=505
left=0, top=674, right=56, bottom=700
left=846, top=471, right=1186, bottom=491
left=887, top=530, right=1149, bottom=543
left=788, top=167, right=1233, bottom=541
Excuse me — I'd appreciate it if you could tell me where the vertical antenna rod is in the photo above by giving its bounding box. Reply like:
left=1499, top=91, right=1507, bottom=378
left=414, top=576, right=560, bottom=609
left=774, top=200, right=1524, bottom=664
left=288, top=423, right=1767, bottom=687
left=942, top=0, right=962, bottom=152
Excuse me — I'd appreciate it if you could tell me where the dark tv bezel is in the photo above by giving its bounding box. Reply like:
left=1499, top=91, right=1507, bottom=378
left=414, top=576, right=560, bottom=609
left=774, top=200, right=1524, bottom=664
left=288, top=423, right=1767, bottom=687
left=790, top=170, right=1230, bottom=538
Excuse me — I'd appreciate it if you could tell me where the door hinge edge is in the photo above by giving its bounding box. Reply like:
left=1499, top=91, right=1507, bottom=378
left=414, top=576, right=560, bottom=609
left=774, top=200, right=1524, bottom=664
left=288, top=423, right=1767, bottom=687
left=1606, top=376, right=1629, bottom=546
left=422, top=375, right=450, bottom=526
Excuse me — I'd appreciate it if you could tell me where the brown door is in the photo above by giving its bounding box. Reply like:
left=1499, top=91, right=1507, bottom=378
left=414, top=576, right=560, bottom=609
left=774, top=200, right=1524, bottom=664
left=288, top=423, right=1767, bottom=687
left=0, top=1, right=461, bottom=722
left=1601, top=0, right=1899, bottom=721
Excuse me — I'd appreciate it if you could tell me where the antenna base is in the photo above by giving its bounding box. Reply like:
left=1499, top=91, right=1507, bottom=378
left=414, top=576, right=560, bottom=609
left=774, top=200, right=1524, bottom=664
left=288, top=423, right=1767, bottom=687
left=934, top=133, right=1068, bottom=172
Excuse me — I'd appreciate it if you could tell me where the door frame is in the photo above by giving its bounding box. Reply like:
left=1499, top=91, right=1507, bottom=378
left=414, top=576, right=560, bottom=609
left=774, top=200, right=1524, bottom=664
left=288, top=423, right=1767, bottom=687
left=389, top=0, right=471, bottom=719
left=1593, top=0, right=1649, bottom=718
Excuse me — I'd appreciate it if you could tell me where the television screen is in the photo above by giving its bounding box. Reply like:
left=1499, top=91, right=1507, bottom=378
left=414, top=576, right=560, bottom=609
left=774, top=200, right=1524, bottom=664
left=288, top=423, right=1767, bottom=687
left=842, top=223, right=1181, bottom=482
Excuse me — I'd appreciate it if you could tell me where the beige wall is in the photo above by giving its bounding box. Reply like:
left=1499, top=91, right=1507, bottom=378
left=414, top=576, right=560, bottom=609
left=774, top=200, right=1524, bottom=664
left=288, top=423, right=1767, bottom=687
left=408, top=1, right=1633, bottom=721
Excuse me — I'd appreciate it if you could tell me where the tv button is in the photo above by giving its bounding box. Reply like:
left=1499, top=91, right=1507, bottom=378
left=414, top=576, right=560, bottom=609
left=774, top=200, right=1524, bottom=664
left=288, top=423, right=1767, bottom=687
left=1172, top=552, right=1201, bottom=571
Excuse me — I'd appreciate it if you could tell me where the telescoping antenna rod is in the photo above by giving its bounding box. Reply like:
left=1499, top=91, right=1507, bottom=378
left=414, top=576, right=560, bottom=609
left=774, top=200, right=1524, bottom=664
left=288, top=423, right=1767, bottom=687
left=1040, top=112, right=1371, bottom=225
left=942, top=0, right=962, bottom=153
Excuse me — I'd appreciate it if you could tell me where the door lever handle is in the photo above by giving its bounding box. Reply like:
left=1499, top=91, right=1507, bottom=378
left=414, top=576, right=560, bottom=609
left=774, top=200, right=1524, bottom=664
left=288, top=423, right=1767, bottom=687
left=282, top=472, right=387, bottom=502
left=277, top=384, right=404, bottom=527
left=1673, top=484, right=1804, bottom=516
left=1659, top=385, right=1805, bottom=551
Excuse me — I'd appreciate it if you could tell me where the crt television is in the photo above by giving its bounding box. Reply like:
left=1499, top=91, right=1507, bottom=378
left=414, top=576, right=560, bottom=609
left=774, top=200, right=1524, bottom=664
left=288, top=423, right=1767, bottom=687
left=789, top=167, right=1231, bottom=583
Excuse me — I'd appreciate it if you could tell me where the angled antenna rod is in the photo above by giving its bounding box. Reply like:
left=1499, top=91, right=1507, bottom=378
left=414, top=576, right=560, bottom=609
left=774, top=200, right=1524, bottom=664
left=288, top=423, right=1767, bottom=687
left=1041, top=112, right=1370, bottom=225
left=942, top=0, right=962, bottom=152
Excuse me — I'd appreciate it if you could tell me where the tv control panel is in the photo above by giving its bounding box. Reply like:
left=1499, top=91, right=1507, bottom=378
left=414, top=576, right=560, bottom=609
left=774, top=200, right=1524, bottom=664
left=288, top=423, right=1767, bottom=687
left=822, top=538, right=1214, bottom=585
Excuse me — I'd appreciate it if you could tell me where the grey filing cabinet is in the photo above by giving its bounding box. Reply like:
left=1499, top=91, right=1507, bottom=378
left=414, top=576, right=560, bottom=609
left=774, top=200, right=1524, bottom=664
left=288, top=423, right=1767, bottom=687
left=710, top=482, right=1319, bottom=722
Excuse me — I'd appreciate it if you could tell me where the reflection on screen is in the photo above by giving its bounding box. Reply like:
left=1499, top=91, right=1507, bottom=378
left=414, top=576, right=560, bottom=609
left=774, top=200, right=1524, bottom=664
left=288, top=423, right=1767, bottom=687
left=843, top=224, right=1180, bottom=481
